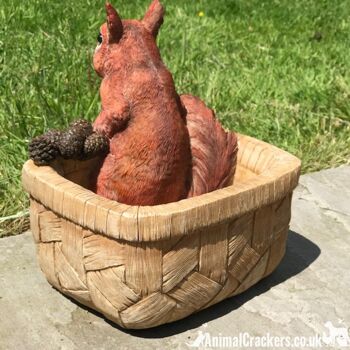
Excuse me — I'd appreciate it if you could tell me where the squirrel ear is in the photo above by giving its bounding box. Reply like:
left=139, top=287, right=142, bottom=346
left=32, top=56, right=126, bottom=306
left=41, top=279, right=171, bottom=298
left=142, top=0, right=164, bottom=37
left=105, top=3, right=123, bottom=43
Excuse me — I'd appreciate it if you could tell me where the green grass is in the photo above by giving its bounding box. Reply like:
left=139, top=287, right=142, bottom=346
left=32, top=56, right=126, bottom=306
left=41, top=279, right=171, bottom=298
left=1, top=0, right=350, bottom=236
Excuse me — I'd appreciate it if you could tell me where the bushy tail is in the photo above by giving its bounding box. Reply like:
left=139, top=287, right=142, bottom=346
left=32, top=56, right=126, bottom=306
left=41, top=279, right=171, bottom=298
left=181, top=94, right=238, bottom=198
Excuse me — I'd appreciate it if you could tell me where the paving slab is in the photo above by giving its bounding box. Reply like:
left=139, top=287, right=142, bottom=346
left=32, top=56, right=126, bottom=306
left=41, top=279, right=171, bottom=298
left=1, top=166, right=349, bottom=350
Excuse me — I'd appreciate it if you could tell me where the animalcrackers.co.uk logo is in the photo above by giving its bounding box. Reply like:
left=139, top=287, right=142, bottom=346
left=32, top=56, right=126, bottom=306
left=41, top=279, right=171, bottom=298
left=185, top=321, right=350, bottom=348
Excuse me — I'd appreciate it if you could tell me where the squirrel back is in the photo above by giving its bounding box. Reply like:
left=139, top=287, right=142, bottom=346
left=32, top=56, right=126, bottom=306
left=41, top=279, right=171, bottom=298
left=92, top=1, right=237, bottom=205
left=93, top=1, right=191, bottom=205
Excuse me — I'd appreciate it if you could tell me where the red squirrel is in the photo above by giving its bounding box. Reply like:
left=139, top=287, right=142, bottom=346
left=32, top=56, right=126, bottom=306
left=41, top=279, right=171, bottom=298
left=92, top=1, right=238, bottom=205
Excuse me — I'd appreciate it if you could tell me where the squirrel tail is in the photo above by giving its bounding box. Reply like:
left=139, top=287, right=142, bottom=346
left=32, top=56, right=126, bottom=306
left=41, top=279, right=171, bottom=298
left=181, top=94, right=238, bottom=198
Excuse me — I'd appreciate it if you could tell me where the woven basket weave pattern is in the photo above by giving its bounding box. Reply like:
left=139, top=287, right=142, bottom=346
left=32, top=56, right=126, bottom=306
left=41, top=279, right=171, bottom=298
left=22, top=134, right=301, bottom=329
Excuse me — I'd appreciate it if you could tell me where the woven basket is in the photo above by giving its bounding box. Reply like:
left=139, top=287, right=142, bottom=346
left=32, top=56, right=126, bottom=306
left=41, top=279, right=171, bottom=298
left=22, top=133, right=300, bottom=329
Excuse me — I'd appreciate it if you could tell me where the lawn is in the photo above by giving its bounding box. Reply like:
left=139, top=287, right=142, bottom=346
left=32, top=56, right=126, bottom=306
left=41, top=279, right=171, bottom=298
left=1, top=0, right=349, bottom=236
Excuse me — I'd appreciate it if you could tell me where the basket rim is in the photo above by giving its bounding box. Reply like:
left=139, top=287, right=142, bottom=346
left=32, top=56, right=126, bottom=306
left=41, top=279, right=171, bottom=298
left=22, top=133, right=301, bottom=242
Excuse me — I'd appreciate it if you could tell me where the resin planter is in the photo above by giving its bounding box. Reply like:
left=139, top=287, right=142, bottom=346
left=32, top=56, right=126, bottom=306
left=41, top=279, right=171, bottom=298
left=22, top=133, right=301, bottom=329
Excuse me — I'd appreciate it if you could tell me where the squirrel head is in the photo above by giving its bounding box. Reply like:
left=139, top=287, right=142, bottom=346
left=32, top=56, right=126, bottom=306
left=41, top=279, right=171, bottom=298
left=93, top=0, right=164, bottom=77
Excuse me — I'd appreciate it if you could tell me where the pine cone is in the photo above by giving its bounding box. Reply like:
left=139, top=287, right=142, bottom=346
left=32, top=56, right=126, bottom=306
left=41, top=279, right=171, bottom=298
left=69, top=119, right=93, bottom=138
left=84, top=132, right=109, bottom=158
left=29, top=133, right=60, bottom=166
left=59, top=128, right=86, bottom=159
left=45, top=129, right=63, bottom=144
left=59, top=120, right=94, bottom=159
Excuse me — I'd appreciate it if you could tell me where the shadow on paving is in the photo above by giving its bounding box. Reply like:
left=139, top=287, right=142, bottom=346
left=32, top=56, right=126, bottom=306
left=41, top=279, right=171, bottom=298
left=64, top=230, right=321, bottom=338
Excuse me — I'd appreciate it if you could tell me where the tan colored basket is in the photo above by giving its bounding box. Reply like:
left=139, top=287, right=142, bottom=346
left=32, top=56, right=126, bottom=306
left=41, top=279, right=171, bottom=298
left=22, top=133, right=300, bottom=329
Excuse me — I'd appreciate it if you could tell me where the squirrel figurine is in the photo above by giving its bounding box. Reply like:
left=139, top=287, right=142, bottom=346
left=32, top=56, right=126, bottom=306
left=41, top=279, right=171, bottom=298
left=92, top=1, right=238, bottom=205
left=29, top=0, right=238, bottom=206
